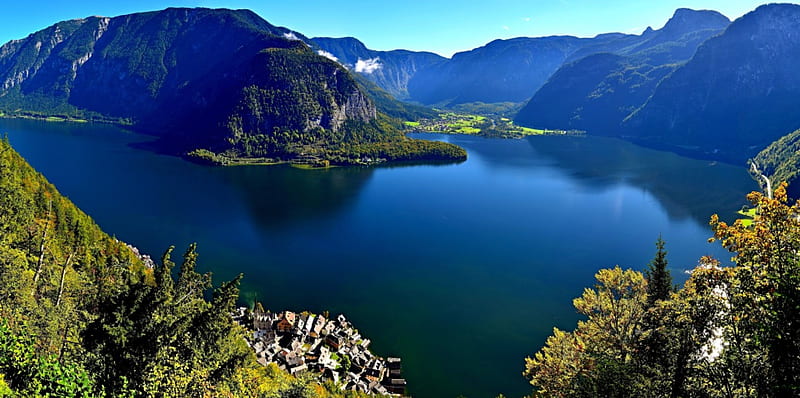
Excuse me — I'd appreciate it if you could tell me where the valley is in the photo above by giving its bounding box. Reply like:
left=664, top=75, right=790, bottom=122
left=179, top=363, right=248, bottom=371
left=1, top=2, right=800, bottom=398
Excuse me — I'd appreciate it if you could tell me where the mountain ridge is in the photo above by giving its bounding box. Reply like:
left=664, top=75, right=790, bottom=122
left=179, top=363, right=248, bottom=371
left=514, top=7, right=730, bottom=136
left=0, top=7, right=465, bottom=165
left=623, top=3, right=800, bottom=162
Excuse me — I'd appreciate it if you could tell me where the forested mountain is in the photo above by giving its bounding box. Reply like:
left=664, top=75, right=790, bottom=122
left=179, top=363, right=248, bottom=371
left=0, top=8, right=464, bottom=164
left=624, top=3, right=800, bottom=163
left=407, top=36, right=591, bottom=105
left=514, top=8, right=729, bottom=135
left=752, top=128, right=800, bottom=198
left=311, top=36, right=445, bottom=100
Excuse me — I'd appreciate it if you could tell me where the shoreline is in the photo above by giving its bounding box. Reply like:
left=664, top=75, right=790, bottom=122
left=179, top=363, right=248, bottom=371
left=234, top=307, right=407, bottom=396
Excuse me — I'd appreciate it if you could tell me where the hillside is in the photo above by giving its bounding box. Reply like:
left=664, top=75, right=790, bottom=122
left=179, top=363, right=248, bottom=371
left=0, top=138, right=389, bottom=397
left=312, top=36, right=446, bottom=100
left=752, top=128, right=800, bottom=198
left=0, top=8, right=465, bottom=165
left=624, top=3, right=800, bottom=163
left=515, top=8, right=729, bottom=135
left=406, top=36, right=590, bottom=105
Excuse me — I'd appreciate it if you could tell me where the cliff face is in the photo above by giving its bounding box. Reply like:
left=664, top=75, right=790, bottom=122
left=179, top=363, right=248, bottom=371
left=0, top=8, right=378, bottom=155
left=311, top=36, right=445, bottom=100
left=624, top=4, right=800, bottom=162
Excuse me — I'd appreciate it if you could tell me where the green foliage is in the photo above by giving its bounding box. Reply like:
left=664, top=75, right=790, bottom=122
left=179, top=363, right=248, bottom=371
left=752, top=128, right=800, bottom=198
left=645, top=235, right=673, bottom=306
left=525, top=266, right=648, bottom=397
left=353, top=74, right=437, bottom=120
left=527, top=184, right=800, bottom=397
left=710, top=183, right=800, bottom=396
left=0, top=375, right=11, bottom=397
left=0, top=321, right=95, bottom=397
left=0, top=139, right=401, bottom=398
left=81, top=244, right=251, bottom=397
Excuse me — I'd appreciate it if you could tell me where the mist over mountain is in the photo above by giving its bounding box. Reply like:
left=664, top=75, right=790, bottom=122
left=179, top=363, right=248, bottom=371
left=311, top=36, right=445, bottom=100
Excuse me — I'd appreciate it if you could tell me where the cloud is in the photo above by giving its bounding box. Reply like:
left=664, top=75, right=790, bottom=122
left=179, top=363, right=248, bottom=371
left=522, top=17, right=531, bottom=22
left=503, top=25, right=510, bottom=31
left=317, top=50, right=339, bottom=63
left=283, top=32, right=301, bottom=41
left=355, top=57, right=382, bottom=74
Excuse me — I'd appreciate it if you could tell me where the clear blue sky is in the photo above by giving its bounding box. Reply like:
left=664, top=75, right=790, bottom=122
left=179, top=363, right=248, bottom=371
left=0, top=0, right=788, bottom=57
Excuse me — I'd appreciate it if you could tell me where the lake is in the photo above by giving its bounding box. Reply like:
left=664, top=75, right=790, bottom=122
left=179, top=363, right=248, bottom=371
left=2, top=118, right=757, bottom=398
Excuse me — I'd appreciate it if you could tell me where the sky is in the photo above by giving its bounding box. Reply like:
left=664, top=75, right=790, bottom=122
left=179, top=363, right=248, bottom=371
left=0, top=0, right=790, bottom=57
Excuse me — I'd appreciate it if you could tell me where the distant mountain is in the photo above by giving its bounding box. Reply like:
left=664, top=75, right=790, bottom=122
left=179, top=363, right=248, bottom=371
left=515, top=8, right=729, bottom=135
left=624, top=4, right=800, bottom=163
left=407, top=36, right=593, bottom=105
left=566, top=8, right=731, bottom=65
left=0, top=8, right=464, bottom=164
left=311, top=37, right=445, bottom=100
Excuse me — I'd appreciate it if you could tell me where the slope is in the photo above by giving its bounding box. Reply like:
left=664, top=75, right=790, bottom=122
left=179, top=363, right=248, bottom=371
left=624, top=3, right=800, bottom=163
left=0, top=8, right=464, bottom=165
left=515, top=8, right=729, bottom=135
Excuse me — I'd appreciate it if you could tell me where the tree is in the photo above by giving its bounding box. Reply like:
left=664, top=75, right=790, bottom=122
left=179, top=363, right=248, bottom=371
left=710, top=182, right=800, bottom=396
left=525, top=266, right=648, bottom=397
left=645, top=235, right=672, bottom=307
left=81, top=244, right=251, bottom=397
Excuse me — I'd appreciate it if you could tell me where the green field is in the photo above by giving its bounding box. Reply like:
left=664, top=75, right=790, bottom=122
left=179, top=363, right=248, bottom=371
left=406, top=111, right=577, bottom=139
left=737, top=208, right=757, bottom=227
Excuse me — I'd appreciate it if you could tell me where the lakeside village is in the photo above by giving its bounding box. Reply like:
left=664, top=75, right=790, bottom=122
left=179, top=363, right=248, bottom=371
left=234, top=306, right=406, bottom=395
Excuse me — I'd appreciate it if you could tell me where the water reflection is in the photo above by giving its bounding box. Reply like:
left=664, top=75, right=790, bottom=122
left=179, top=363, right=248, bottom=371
left=429, top=134, right=758, bottom=224
left=220, top=165, right=375, bottom=230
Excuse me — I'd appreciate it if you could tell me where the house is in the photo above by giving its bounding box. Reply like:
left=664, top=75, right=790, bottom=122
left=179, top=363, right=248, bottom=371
left=305, top=315, right=316, bottom=334
left=275, top=311, right=295, bottom=333
left=325, top=334, right=342, bottom=350
left=312, top=315, right=326, bottom=334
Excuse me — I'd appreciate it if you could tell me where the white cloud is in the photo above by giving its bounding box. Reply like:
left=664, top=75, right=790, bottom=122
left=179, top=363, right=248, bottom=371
left=503, top=25, right=510, bottom=31
left=283, top=32, right=301, bottom=41
left=355, top=57, right=382, bottom=74
left=522, top=17, right=531, bottom=22
left=317, top=50, right=339, bottom=63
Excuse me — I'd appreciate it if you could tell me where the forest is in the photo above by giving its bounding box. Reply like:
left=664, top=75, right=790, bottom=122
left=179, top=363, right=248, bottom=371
left=0, top=137, right=385, bottom=397
left=525, top=185, right=800, bottom=397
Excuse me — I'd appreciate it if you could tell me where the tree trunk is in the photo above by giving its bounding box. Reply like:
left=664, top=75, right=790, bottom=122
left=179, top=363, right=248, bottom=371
left=32, top=200, right=52, bottom=292
left=55, top=251, right=74, bottom=308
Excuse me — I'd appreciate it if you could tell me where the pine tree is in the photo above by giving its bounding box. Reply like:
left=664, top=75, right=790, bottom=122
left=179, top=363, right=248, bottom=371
left=645, top=236, right=672, bottom=307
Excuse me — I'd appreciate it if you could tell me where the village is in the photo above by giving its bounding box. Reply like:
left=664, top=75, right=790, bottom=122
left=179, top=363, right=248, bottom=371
left=234, top=306, right=406, bottom=396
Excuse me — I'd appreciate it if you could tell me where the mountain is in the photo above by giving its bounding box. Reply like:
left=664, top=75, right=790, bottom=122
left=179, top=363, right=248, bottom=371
left=624, top=3, right=800, bottom=163
left=0, top=8, right=464, bottom=164
left=565, top=8, right=731, bottom=65
left=515, top=8, right=729, bottom=135
left=0, top=137, right=389, bottom=397
left=751, top=128, right=800, bottom=198
left=311, top=36, right=445, bottom=100
left=407, top=36, right=592, bottom=105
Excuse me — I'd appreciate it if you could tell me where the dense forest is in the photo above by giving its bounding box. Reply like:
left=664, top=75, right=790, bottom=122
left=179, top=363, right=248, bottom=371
left=525, top=184, right=800, bottom=397
left=751, top=128, right=800, bottom=199
left=0, top=138, right=387, bottom=397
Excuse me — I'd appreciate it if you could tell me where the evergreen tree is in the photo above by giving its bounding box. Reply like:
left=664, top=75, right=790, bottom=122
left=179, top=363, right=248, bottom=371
left=645, top=236, right=672, bottom=307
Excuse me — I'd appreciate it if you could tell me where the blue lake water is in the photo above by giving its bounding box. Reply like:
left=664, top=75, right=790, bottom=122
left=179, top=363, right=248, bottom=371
left=2, top=118, right=757, bottom=398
